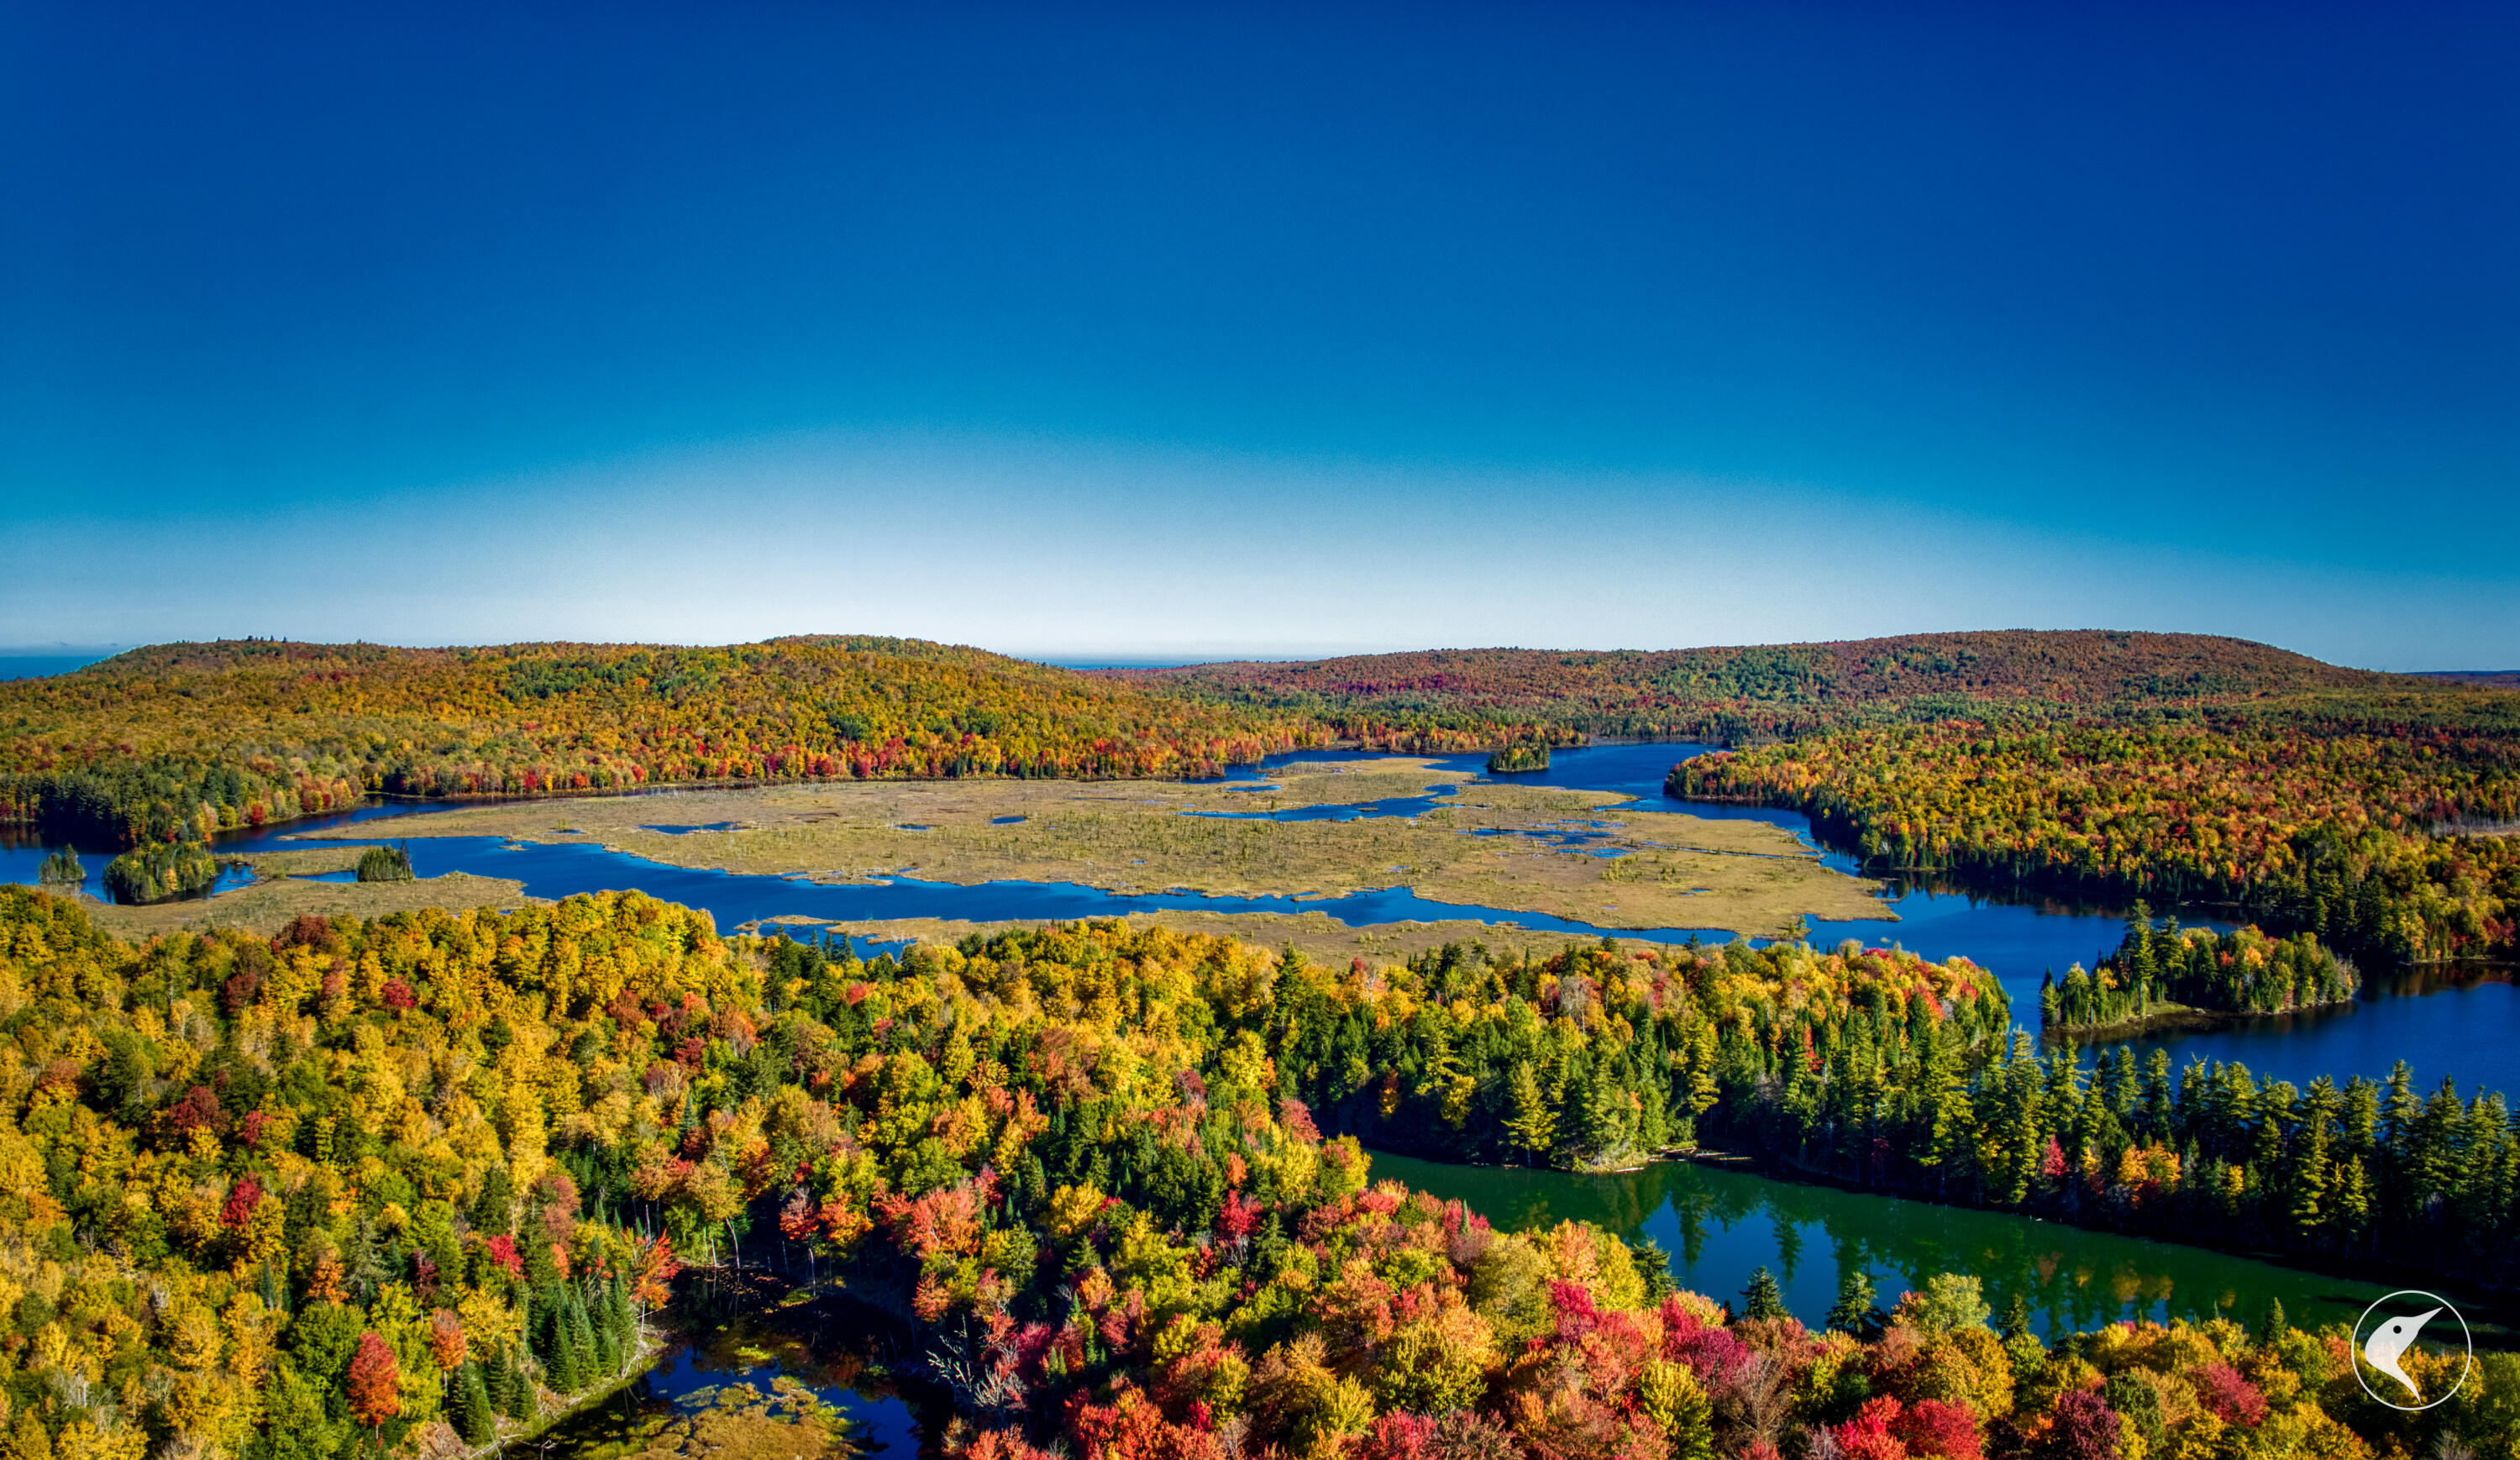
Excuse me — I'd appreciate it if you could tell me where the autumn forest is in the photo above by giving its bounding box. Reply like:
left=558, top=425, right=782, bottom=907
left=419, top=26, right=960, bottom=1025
left=4, top=630, right=2520, bottom=1460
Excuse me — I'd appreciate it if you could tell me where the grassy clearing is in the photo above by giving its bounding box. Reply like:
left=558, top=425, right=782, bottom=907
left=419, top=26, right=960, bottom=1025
left=228, top=846, right=367, bottom=875
left=301, top=756, right=1885, bottom=935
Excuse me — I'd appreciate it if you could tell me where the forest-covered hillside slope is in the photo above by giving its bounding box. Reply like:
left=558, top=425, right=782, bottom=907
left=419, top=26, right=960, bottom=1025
left=1115, top=631, right=2445, bottom=748
left=0, top=638, right=1320, bottom=845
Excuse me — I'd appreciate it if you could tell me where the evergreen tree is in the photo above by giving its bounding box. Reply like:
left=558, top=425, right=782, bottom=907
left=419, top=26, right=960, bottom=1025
left=524, top=1233, right=562, bottom=1289
left=482, top=1345, right=507, bottom=1415
left=474, top=1166, right=514, bottom=1237
left=499, top=1346, right=534, bottom=1421
left=536, top=1293, right=572, bottom=1389
left=1634, top=1238, right=1676, bottom=1303
left=1504, top=1063, right=1557, bottom=1167
left=605, top=1276, right=636, bottom=1350
left=454, top=1363, right=496, bottom=1444
left=568, top=1295, right=600, bottom=1388
left=1826, top=1268, right=1879, bottom=1336
left=344, top=1219, right=388, bottom=1305
left=1740, top=1267, right=1788, bottom=1322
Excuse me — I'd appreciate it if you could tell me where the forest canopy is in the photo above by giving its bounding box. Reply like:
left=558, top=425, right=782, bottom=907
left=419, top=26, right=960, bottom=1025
left=7, top=888, right=2520, bottom=1460
left=1114, top=631, right=2466, bottom=748
left=0, top=638, right=1325, bottom=846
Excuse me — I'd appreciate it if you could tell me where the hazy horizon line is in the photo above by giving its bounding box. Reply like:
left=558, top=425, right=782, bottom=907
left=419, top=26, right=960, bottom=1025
left=1, top=634, right=2515, bottom=678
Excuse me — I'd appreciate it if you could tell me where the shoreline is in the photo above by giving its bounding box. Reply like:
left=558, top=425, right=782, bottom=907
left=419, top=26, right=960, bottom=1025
left=2041, top=998, right=2361, bottom=1045
left=1656, top=1143, right=2520, bottom=1324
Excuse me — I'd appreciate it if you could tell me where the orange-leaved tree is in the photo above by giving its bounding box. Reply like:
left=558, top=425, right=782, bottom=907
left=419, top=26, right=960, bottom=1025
left=346, top=1331, right=402, bottom=1443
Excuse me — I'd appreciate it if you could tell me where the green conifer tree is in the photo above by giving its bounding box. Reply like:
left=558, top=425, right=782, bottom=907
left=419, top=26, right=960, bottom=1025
left=500, top=1347, right=534, bottom=1422
left=1740, top=1267, right=1788, bottom=1322
left=567, top=1297, right=600, bottom=1389
left=1634, top=1238, right=1676, bottom=1303
left=473, top=1166, right=514, bottom=1237
left=1505, top=1063, right=1557, bottom=1167
left=454, top=1364, right=496, bottom=1444
left=1826, top=1268, right=1878, bottom=1335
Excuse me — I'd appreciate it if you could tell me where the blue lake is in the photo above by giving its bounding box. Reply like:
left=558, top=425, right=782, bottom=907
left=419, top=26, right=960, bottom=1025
left=0, top=651, right=119, bottom=681
left=8, top=743, right=2515, bottom=1095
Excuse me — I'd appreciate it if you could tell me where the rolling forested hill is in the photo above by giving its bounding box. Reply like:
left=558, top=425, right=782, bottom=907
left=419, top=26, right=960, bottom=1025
left=1112, top=630, right=2443, bottom=748
left=1130, top=632, right=2520, bottom=965
left=0, top=638, right=1320, bottom=844
left=10, top=628, right=2516, bottom=969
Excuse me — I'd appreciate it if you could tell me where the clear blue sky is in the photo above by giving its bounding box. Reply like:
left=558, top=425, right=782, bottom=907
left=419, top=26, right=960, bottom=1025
left=5, top=2, right=2513, bottom=667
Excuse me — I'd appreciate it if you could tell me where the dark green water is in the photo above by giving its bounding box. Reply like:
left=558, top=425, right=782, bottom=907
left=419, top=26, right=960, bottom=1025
left=524, top=1269, right=938, bottom=1460
left=1367, top=1149, right=2412, bottom=1339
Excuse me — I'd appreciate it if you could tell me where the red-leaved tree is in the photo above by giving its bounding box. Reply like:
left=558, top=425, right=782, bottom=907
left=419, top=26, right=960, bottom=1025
left=347, top=1331, right=402, bottom=1440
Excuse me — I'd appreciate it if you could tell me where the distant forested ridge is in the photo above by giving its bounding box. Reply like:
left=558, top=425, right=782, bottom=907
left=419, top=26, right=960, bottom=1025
left=0, top=637, right=1323, bottom=845
left=11, top=628, right=2517, bottom=980
left=1142, top=632, right=2520, bottom=968
left=2412, top=670, right=2520, bottom=691
left=1116, top=630, right=2430, bottom=748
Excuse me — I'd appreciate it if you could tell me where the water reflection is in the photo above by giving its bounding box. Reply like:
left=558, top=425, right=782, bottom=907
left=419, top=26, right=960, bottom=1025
left=1365, top=1149, right=2405, bottom=1339
left=531, top=1269, right=933, bottom=1460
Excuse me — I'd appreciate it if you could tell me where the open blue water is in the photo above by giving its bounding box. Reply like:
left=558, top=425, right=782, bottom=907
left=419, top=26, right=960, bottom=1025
left=0, top=651, right=120, bottom=681
left=1187, top=787, right=1465, bottom=822
left=8, top=743, right=2512, bottom=1095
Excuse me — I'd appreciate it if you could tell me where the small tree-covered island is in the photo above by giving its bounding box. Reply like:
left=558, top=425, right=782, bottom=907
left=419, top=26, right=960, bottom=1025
left=2040, top=912, right=2361, bottom=1038
left=1486, top=746, right=1551, bottom=775
left=5, top=630, right=2519, bottom=1460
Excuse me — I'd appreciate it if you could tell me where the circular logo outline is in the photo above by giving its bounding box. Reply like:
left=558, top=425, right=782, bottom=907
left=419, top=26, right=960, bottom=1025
left=2350, top=1289, right=2472, bottom=1412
